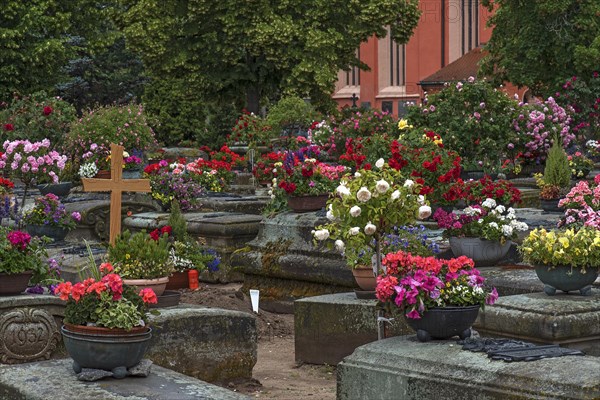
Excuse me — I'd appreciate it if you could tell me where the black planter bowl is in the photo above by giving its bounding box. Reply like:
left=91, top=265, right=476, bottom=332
left=535, top=265, right=599, bottom=296
left=540, top=199, right=562, bottom=213
left=25, top=224, right=69, bottom=242
left=405, top=305, right=480, bottom=342
left=36, top=182, right=73, bottom=198
left=61, top=325, right=152, bottom=377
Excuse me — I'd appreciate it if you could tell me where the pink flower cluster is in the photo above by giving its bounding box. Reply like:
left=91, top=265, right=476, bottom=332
left=513, top=97, right=574, bottom=160
left=6, top=230, right=31, bottom=250
left=433, top=206, right=483, bottom=230
left=558, top=175, right=600, bottom=228
left=317, top=164, right=347, bottom=180
left=0, top=139, right=67, bottom=183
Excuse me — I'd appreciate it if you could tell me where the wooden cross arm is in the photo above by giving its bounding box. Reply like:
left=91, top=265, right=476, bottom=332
left=82, top=178, right=151, bottom=193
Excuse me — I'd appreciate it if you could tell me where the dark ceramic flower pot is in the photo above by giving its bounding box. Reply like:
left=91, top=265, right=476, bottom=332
left=61, top=325, right=152, bottom=377
left=0, top=271, right=33, bottom=296
left=36, top=182, right=72, bottom=198
left=405, top=305, right=480, bottom=342
left=449, top=237, right=511, bottom=267
left=535, top=265, right=599, bottom=296
left=540, top=199, right=562, bottom=213
left=122, top=169, right=142, bottom=179
left=25, top=224, right=69, bottom=242
left=287, top=194, right=329, bottom=213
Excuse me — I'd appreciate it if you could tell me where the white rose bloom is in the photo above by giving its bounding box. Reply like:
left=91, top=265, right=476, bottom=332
left=350, top=205, right=362, bottom=217
left=354, top=171, right=362, bottom=178
left=364, top=222, right=377, bottom=236
left=403, top=179, right=414, bottom=188
left=375, top=158, right=385, bottom=169
left=417, top=195, right=426, bottom=205
left=356, top=187, right=372, bottom=202
left=270, top=194, right=275, bottom=199
left=334, top=240, right=345, bottom=252
left=336, top=184, right=351, bottom=197
left=502, top=225, right=513, bottom=237
left=272, top=178, right=277, bottom=184
left=482, top=198, right=497, bottom=209
left=375, top=179, right=390, bottom=193
left=314, top=229, right=330, bottom=241
left=326, top=210, right=335, bottom=221
left=349, top=227, right=360, bottom=236
left=391, top=190, right=400, bottom=200
left=417, top=205, right=432, bottom=220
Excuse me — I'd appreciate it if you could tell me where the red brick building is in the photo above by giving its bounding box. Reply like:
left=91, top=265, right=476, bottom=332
left=333, top=1, right=521, bottom=116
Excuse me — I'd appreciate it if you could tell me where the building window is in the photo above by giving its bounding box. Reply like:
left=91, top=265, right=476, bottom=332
left=449, top=0, right=480, bottom=63
left=378, top=27, right=406, bottom=93
left=344, top=49, right=361, bottom=86
left=389, top=41, right=406, bottom=87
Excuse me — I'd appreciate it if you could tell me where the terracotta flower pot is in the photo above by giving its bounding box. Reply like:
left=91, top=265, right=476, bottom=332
left=122, top=277, right=169, bottom=297
left=352, top=266, right=377, bottom=291
left=287, top=194, right=329, bottom=213
left=95, top=170, right=111, bottom=179
left=0, top=271, right=33, bottom=296
left=165, top=271, right=189, bottom=290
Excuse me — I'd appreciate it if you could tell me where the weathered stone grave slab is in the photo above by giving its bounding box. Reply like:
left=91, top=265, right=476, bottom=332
left=125, top=211, right=262, bottom=282
left=161, top=146, right=208, bottom=162
left=0, top=295, right=66, bottom=364
left=295, top=293, right=412, bottom=365
left=232, top=211, right=354, bottom=313
left=337, top=335, right=600, bottom=400
left=0, top=359, right=249, bottom=400
left=475, top=290, right=600, bottom=356
left=201, top=194, right=269, bottom=215
left=147, top=305, right=257, bottom=383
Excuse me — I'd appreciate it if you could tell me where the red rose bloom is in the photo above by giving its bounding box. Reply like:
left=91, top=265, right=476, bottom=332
left=43, top=106, right=53, bottom=116
left=3, top=123, right=13, bottom=131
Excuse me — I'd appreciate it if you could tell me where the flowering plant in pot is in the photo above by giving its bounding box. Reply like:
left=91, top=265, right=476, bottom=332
left=0, top=228, right=55, bottom=295
left=567, top=151, right=594, bottom=179
left=144, top=161, right=206, bottom=211
left=446, top=176, right=522, bottom=206
left=77, top=143, right=110, bottom=179
left=210, top=145, right=246, bottom=170
left=535, top=137, right=572, bottom=212
left=433, top=198, right=528, bottom=266
left=22, top=194, right=81, bottom=241
left=54, top=260, right=158, bottom=375
left=186, top=157, right=236, bottom=187
left=313, top=159, right=430, bottom=292
left=252, top=152, right=285, bottom=185
left=107, top=229, right=174, bottom=296
left=521, top=227, right=600, bottom=296
left=375, top=250, right=498, bottom=341
left=558, top=176, right=600, bottom=229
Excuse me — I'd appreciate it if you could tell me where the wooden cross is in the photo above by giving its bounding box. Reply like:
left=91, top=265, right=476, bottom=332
left=82, top=143, right=151, bottom=245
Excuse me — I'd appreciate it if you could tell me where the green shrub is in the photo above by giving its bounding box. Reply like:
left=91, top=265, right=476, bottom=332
left=0, top=92, right=76, bottom=146
left=108, top=230, right=173, bottom=279
left=543, top=137, right=571, bottom=188
left=267, top=96, right=318, bottom=133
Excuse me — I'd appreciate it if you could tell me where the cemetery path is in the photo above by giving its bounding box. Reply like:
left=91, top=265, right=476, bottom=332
left=181, top=284, right=337, bottom=399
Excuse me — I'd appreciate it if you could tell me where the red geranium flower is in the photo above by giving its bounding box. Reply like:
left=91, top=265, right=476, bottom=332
left=43, top=106, right=53, bottom=116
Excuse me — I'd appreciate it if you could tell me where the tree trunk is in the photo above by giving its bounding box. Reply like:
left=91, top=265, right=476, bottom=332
left=246, top=85, right=260, bottom=114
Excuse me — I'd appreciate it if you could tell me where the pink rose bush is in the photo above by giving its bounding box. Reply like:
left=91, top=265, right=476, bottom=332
left=376, top=250, right=498, bottom=319
left=0, top=139, right=67, bottom=184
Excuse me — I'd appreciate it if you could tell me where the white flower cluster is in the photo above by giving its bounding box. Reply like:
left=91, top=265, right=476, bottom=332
left=480, top=199, right=528, bottom=238
left=481, top=198, right=497, bottom=209
left=78, top=162, right=99, bottom=178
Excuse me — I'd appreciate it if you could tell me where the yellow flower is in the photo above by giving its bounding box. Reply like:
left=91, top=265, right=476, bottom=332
left=398, top=119, right=413, bottom=130
left=558, top=237, right=569, bottom=248
left=125, top=253, right=130, bottom=260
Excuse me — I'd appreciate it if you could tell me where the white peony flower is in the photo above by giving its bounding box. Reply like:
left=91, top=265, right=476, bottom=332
left=350, top=205, right=362, bottom=217
left=356, top=187, right=372, bottom=202
left=336, top=184, right=351, bottom=197
left=313, top=229, right=330, bottom=241
left=403, top=179, right=414, bottom=188
left=375, top=179, right=390, bottom=193
left=482, top=198, right=497, bottom=209
left=375, top=158, right=385, bottom=169
left=364, top=222, right=376, bottom=236
left=334, top=240, right=345, bottom=252
left=391, top=190, right=400, bottom=200
left=417, top=205, right=432, bottom=220
left=349, top=227, right=360, bottom=236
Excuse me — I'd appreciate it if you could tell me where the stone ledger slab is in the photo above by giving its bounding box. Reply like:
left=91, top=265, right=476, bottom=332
left=474, top=289, right=600, bottom=356
left=295, top=293, right=413, bottom=365
left=337, top=335, right=600, bottom=400
left=0, top=359, right=249, bottom=400
left=147, top=305, right=257, bottom=383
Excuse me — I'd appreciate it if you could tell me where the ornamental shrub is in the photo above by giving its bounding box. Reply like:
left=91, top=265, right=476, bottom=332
left=266, top=96, right=317, bottom=134
left=555, top=73, right=600, bottom=139
left=406, top=77, right=518, bottom=169
left=108, top=230, right=174, bottom=279
left=543, top=137, right=571, bottom=189
left=0, top=92, right=76, bottom=146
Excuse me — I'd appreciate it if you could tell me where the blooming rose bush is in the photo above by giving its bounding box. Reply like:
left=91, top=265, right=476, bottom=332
left=445, top=176, right=522, bottom=206
left=433, top=198, right=528, bottom=242
left=313, top=159, right=430, bottom=272
left=55, top=262, right=158, bottom=331
left=375, top=251, right=498, bottom=319
left=278, top=150, right=346, bottom=196
left=521, top=227, right=600, bottom=273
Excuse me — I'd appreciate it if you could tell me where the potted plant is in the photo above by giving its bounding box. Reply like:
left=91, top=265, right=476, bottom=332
left=54, top=261, right=158, bottom=375
left=107, top=229, right=174, bottom=296
left=521, top=227, right=600, bottom=296
left=0, top=228, right=53, bottom=295
left=535, top=136, right=572, bottom=212
left=558, top=176, right=600, bottom=229
left=568, top=151, right=594, bottom=180
left=376, top=250, right=498, bottom=342
left=144, top=161, right=207, bottom=211
left=314, top=159, right=430, bottom=294
left=122, top=152, right=144, bottom=179
left=433, top=198, right=529, bottom=267
left=278, top=152, right=346, bottom=212
left=22, top=194, right=81, bottom=242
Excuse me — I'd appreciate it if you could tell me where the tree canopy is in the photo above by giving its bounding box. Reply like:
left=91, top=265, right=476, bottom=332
left=480, top=0, right=600, bottom=95
left=115, top=0, right=421, bottom=113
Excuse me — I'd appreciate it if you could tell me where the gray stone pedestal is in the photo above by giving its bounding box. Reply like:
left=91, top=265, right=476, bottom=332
left=0, top=359, right=249, bottom=400
left=295, top=293, right=412, bottom=365
left=474, top=290, right=600, bottom=356
left=337, top=335, right=600, bottom=400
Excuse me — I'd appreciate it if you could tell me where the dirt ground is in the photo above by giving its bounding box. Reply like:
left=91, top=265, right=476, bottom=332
left=181, top=283, right=337, bottom=399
